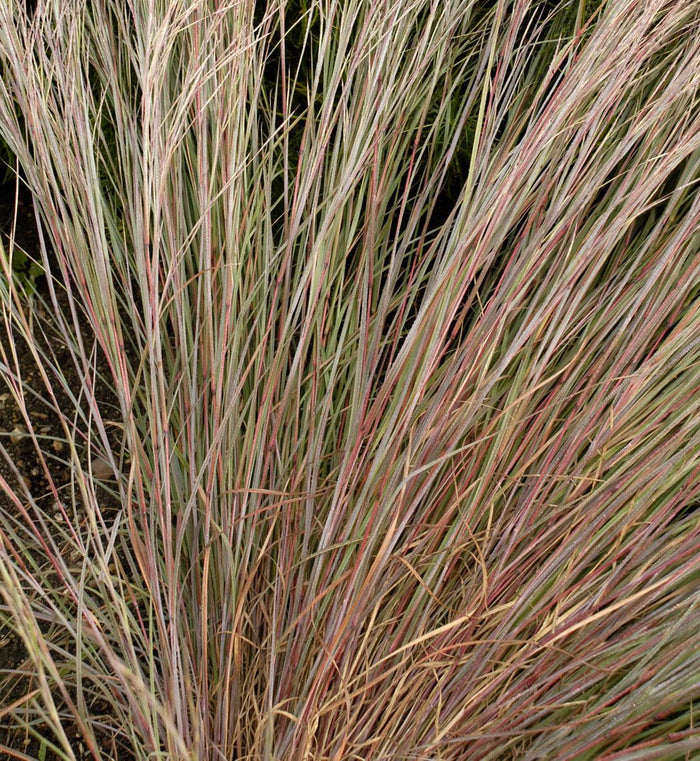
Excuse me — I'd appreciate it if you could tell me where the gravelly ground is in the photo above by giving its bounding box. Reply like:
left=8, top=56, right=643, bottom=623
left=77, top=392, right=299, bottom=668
left=0, top=182, right=130, bottom=760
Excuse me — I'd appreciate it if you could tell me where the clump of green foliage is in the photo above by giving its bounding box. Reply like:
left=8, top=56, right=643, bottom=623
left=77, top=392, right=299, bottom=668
left=1, top=240, right=44, bottom=295
left=0, top=0, right=698, bottom=759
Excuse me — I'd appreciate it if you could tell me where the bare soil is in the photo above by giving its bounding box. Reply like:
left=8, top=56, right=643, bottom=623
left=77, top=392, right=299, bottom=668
left=0, top=182, right=131, bottom=760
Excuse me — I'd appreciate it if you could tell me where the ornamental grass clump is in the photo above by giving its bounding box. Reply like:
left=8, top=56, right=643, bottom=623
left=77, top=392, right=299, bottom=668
left=0, top=0, right=699, bottom=758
